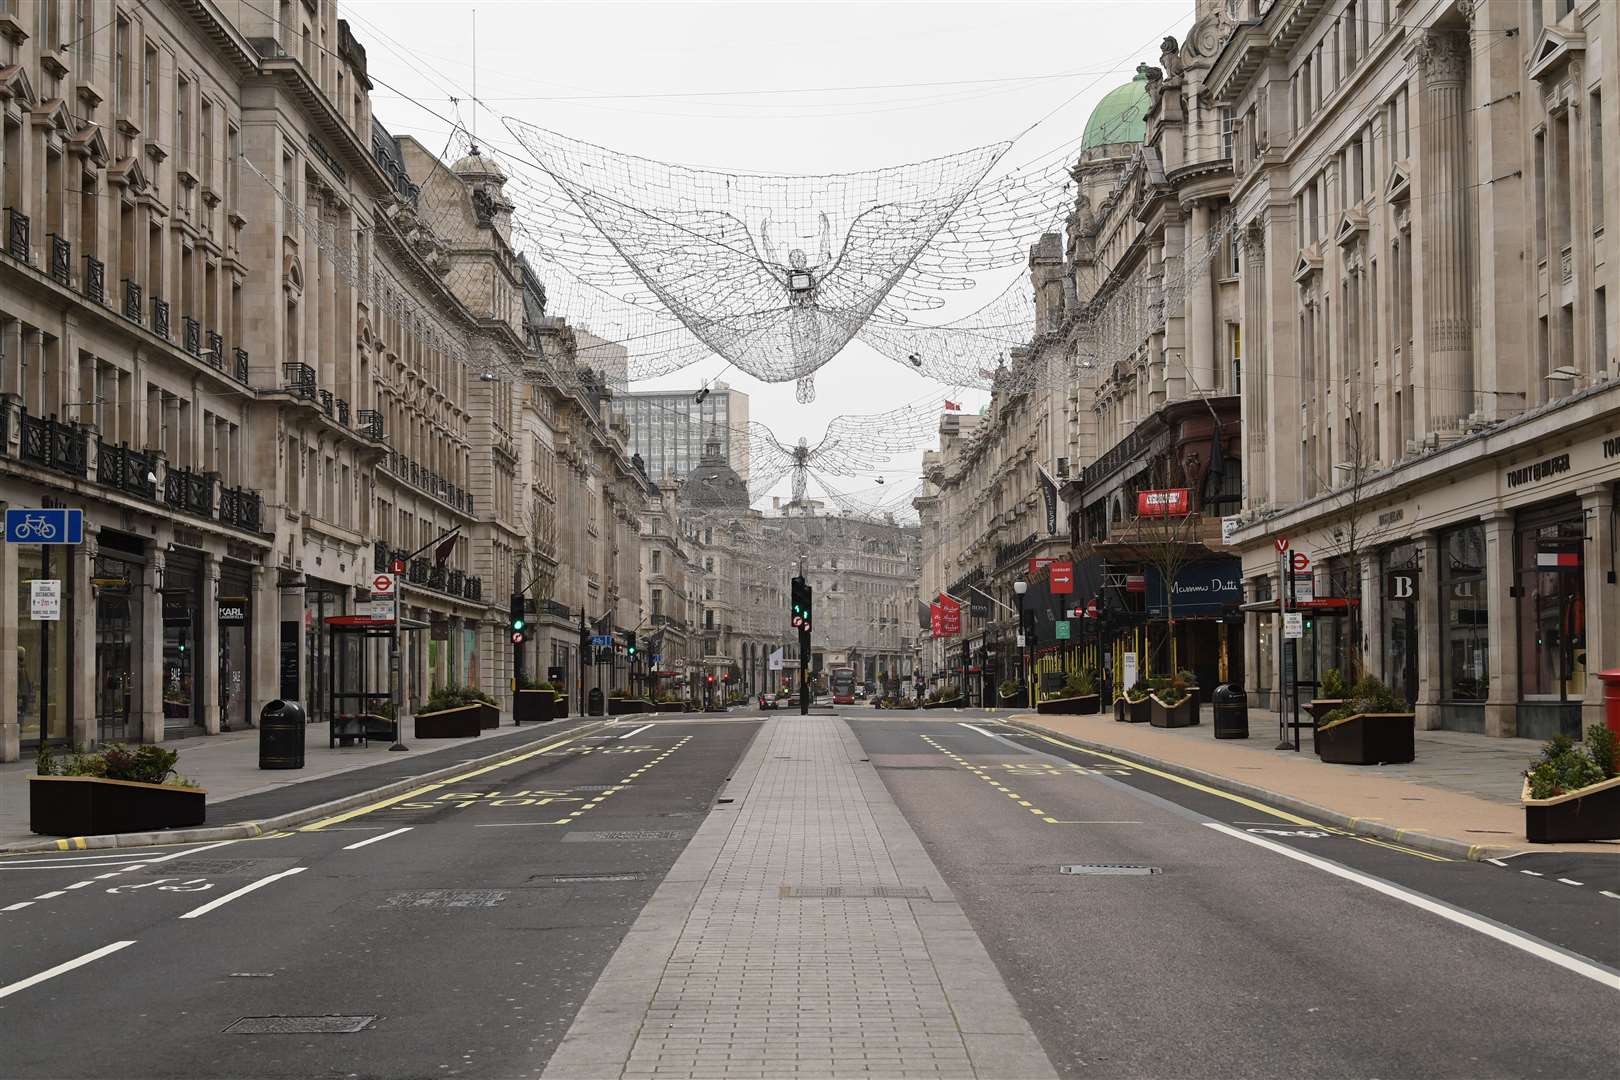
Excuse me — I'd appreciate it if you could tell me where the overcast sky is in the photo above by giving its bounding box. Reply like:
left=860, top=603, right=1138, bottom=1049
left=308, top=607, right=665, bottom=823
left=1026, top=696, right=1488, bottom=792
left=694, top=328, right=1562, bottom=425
left=346, top=0, right=1192, bottom=512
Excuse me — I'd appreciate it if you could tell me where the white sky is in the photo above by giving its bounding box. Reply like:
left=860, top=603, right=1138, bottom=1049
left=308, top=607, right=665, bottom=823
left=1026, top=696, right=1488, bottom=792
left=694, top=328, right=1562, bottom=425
left=346, top=0, right=1193, bottom=510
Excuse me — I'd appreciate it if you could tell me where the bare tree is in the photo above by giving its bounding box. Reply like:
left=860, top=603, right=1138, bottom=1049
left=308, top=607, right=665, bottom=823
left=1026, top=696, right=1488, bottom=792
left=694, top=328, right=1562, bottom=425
left=1111, top=456, right=1203, bottom=677
left=1318, top=411, right=1393, bottom=682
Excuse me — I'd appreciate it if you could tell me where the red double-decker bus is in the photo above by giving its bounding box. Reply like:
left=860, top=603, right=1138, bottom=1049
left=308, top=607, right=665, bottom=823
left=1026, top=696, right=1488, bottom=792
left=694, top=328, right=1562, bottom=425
left=829, top=666, right=856, bottom=705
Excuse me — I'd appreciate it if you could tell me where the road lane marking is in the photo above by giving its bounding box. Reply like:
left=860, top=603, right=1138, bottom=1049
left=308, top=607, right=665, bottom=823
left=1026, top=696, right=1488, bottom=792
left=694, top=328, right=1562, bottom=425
left=32, top=891, right=66, bottom=899
left=958, top=723, right=997, bottom=737
left=300, top=723, right=609, bottom=830
left=3, top=901, right=34, bottom=911
left=342, top=827, right=414, bottom=851
left=0, top=941, right=136, bottom=999
left=618, top=724, right=654, bottom=740
left=1487, top=858, right=1509, bottom=867
left=1204, top=822, right=1620, bottom=990
left=1557, top=878, right=1584, bottom=887
left=178, top=867, right=307, bottom=919
left=65, top=880, right=94, bottom=889
left=1521, top=870, right=1544, bottom=877
left=1602, top=891, right=1620, bottom=900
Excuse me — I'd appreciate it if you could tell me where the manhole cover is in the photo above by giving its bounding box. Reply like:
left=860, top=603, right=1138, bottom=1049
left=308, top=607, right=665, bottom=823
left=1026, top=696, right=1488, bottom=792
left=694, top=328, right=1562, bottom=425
left=562, top=830, right=683, bottom=842
left=383, top=890, right=506, bottom=908
left=1060, top=864, right=1161, bottom=876
left=570, top=785, right=618, bottom=792
left=225, top=1015, right=376, bottom=1034
left=533, top=873, right=647, bottom=884
left=779, top=885, right=931, bottom=899
left=132, top=859, right=270, bottom=876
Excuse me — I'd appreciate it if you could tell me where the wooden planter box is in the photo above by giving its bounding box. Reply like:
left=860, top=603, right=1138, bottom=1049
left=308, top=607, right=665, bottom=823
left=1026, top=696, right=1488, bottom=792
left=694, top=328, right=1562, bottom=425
left=1307, top=699, right=1345, bottom=726
left=1125, top=697, right=1152, bottom=723
left=934, top=697, right=965, bottom=709
left=414, top=702, right=491, bottom=739
left=30, top=775, right=206, bottom=837
left=1150, top=693, right=1197, bottom=728
left=608, top=698, right=651, bottom=716
left=653, top=701, right=685, bottom=713
left=552, top=694, right=570, bottom=720
left=1522, top=776, right=1620, bottom=843
left=998, top=691, right=1026, bottom=708
left=1037, top=694, right=1100, bottom=715
left=514, top=689, right=555, bottom=724
left=1314, top=712, right=1416, bottom=765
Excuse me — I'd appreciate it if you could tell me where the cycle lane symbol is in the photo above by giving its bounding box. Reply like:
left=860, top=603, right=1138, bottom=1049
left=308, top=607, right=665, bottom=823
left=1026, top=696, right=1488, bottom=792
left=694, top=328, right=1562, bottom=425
left=106, top=878, right=215, bottom=894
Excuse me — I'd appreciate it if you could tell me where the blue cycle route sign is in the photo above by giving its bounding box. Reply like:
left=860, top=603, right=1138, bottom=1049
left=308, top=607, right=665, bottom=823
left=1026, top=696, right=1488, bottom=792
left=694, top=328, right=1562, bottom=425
left=590, top=634, right=614, bottom=647
left=5, top=508, right=84, bottom=544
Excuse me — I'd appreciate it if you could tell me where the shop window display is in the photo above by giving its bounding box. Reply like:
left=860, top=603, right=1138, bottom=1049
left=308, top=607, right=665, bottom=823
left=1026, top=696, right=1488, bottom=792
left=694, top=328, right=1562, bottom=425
left=1440, top=525, right=1489, bottom=702
left=1517, top=513, right=1586, bottom=702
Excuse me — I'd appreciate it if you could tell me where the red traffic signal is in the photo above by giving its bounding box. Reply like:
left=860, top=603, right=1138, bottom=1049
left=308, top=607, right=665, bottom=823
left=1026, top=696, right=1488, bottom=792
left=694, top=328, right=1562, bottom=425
left=706, top=674, right=715, bottom=684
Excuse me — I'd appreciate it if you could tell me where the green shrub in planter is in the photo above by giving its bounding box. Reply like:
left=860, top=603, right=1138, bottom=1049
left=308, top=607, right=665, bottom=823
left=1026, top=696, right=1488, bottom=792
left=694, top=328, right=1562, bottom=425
left=1320, top=676, right=1403, bottom=727
left=1523, top=725, right=1620, bottom=842
left=1525, top=728, right=1617, bottom=799
left=1319, top=668, right=1348, bottom=700
left=32, top=743, right=204, bottom=836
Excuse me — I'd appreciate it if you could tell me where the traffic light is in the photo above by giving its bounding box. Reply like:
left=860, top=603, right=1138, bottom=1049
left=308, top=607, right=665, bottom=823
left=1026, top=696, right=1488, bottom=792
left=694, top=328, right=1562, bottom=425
left=791, top=576, right=812, bottom=634
left=509, top=593, right=526, bottom=645
left=624, top=630, right=637, bottom=657
left=706, top=674, right=715, bottom=685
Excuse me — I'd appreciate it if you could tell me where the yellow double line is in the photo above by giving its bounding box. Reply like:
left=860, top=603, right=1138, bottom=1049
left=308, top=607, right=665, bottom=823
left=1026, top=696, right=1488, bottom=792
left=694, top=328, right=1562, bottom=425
left=300, top=722, right=611, bottom=832
left=1015, top=728, right=1448, bottom=861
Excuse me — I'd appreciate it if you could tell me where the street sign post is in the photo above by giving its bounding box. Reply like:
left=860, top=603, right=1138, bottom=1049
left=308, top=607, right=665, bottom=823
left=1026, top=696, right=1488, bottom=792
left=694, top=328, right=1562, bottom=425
left=5, top=508, right=84, bottom=544
left=591, top=634, right=614, bottom=647
left=30, top=580, right=61, bottom=620
left=1283, top=612, right=1304, bottom=639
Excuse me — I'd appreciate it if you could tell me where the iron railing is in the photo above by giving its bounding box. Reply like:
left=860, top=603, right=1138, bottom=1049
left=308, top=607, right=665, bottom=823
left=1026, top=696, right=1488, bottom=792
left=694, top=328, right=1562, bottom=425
left=123, top=279, right=143, bottom=323
left=7, top=207, right=29, bottom=262
left=19, top=413, right=89, bottom=477
left=318, top=388, right=333, bottom=416
left=94, top=441, right=157, bottom=499
left=163, top=465, right=215, bottom=517
left=233, top=348, right=249, bottom=383
left=357, top=409, right=383, bottom=440
left=336, top=398, right=349, bottom=426
left=218, top=485, right=262, bottom=532
left=206, top=331, right=224, bottom=370
left=373, top=541, right=389, bottom=573
left=151, top=297, right=169, bottom=339
left=464, top=575, right=482, bottom=601
left=83, top=255, right=105, bottom=303
left=47, top=233, right=70, bottom=285
left=281, top=362, right=316, bottom=400
left=407, top=556, right=430, bottom=585
left=446, top=568, right=464, bottom=594
left=182, top=316, right=200, bottom=355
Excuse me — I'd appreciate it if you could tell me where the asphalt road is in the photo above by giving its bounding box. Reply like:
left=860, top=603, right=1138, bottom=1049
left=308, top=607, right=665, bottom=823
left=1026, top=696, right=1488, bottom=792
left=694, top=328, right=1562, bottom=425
left=1, top=717, right=761, bottom=1080
left=850, top=711, right=1620, bottom=1079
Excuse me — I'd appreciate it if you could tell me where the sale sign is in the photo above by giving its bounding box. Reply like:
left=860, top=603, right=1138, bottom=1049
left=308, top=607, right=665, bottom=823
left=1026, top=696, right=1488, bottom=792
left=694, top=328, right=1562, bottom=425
left=1050, top=560, right=1074, bottom=594
left=1137, top=489, right=1191, bottom=516
left=930, top=602, right=943, bottom=637
left=939, top=594, right=962, bottom=636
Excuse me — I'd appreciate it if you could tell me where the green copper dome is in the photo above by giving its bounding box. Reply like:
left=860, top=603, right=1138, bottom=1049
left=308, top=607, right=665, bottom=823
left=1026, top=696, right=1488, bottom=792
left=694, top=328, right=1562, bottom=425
left=1081, top=73, right=1151, bottom=150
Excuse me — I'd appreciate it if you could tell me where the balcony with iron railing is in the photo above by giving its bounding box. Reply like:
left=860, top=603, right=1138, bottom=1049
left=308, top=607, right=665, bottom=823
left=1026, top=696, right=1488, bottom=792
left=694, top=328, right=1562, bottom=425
left=281, top=362, right=316, bottom=401
left=47, top=233, right=70, bottom=285
left=7, top=207, right=30, bottom=262
left=336, top=399, right=350, bottom=426
left=182, top=315, right=200, bottom=355
left=94, top=441, right=158, bottom=500
left=218, top=485, right=263, bottom=532
left=206, top=330, right=224, bottom=370
left=83, top=255, right=105, bottom=303
left=356, top=409, right=384, bottom=440
left=151, top=297, right=169, bottom=339
left=17, top=412, right=89, bottom=478
left=163, top=465, right=215, bottom=518
left=318, top=389, right=334, bottom=417
left=233, top=348, right=249, bottom=383
left=123, top=279, right=143, bottom=323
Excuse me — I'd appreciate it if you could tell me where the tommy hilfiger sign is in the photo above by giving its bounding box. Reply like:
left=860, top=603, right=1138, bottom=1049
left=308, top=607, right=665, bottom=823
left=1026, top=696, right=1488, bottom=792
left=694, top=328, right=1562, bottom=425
left=1505, top=453, right=1571, bottom=488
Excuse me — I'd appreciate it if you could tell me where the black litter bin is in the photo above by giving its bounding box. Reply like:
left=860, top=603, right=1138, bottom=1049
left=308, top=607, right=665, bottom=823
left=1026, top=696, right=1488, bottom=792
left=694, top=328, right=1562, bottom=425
left=1212, top=684, right=1249, bottom=739
left=260, top=699, right=307, bottom=769
left=588, top=686, right=605, bottom=717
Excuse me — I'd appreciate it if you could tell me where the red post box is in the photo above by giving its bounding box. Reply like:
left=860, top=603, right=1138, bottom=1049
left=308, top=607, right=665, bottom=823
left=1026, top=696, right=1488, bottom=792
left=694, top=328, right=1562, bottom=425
left=1599, top=670, right=1620, bottom=741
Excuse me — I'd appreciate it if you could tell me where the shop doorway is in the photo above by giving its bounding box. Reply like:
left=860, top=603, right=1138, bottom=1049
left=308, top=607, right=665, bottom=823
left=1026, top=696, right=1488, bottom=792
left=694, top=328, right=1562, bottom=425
left=18, top=545, right=72, bottom=748
left=93, top=555, right=142, bottom=742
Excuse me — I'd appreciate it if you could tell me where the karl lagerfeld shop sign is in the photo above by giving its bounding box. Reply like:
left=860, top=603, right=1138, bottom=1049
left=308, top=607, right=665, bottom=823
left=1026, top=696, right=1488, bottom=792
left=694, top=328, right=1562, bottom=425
left=1505, top=453, right=1570, bottom=489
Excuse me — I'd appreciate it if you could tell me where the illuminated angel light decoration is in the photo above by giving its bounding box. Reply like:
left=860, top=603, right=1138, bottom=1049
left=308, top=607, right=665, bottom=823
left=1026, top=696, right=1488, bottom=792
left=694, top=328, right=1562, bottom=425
left=744, top=397, right=942, bottom=504
left=504, top=120, right=1012, bottom=400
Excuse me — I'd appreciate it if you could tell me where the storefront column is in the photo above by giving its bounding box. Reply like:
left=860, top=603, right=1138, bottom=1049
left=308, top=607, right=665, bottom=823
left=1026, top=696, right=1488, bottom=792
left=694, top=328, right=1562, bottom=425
left=1242, top=607, right=1260, bottom=705
left=1581, top=486, right=1616, bottom=731
left=199, top=553, right=220, bottom=735
left=1360, top=559, right=1383, bottom=682
left=251, top=566, right=279, bottom=725
left=71, top=538, right=96, bottom=748
left=1482, top=512, right=1519, bottom=738
left=1415, top=532, right=1443, bottom=730
left=1, top=537, right=19, bottom=762
left=140, top=551, right=165, bottom=744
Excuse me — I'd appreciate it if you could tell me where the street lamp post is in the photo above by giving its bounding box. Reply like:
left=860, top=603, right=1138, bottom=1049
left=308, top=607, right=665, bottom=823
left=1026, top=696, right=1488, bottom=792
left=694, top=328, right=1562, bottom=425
left=1013, top=579, right=1031, bottom=710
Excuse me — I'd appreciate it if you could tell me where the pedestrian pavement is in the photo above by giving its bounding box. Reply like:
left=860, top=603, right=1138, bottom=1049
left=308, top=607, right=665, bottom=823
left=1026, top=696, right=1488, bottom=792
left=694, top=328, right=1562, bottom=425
left=544, top=715, right=1055, bottom=1080
left=0, top=716, right=585, bottom=848
left=1011, top=706, right=1620, bottom=856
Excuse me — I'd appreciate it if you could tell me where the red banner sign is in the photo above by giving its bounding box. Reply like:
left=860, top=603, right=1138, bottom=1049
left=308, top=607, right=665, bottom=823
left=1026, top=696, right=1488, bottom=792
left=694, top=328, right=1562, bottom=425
left=1049, top=560, right=1074, bottom=594
left=1137, top=488, right=1191, bottom=517
left=930, top=602, right=943, bottom=637
left=1125, top=573, right=1147, bottom=593
left=939, top=594, right=962, bottom=637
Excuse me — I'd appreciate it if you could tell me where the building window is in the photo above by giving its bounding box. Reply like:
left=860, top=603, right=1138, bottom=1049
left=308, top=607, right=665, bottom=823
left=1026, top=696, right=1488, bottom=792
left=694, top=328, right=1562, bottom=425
left=1220, top=107, right=1235, bottom=158
left=1516, top=507, right=1586, bottom=703
left=1381, top=542, right=1420, bottom=708
left=1440, top=524, right=1489, bottom=702
left=1597, top=287, right=1610, bottom=374
left=1591, top=91, right=1605, bottom=231
left=1228, top=322, right=1242, bottom=394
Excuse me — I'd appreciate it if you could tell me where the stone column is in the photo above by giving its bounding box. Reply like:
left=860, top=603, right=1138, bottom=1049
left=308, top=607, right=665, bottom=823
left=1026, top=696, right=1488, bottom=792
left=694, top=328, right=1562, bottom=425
left=1416, top=30, right=1475, bottom=431
left=1, top=537, right=19, bottom=762
left=1186, top=201, right=1216, bottom=394
left=251, top=565, right=279, bottom=726
left=1415, top=531, right=1443, bottom=730
left=141, top=551, right=166, bottom=744
left=71, top=537, right=97, bottom=748
left=199, top=553, right=220, bottom=735
left=1580, top=486, right=1616, bottom=731
left=1482, top=512, right=1518, bottom=738
left=1360, top=555, right=1383, bottom=683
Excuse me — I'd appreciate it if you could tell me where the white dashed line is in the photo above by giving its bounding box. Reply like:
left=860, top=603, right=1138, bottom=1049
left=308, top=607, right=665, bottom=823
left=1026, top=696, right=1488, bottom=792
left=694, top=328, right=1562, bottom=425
left=0, top=941, right=136, bottom=999
left=32, top=891, right=66, bottom=900
left=65, top=880, right=95, bottom=889
left=178, top=868, right=307, bottom=919
left=342, top=827, right=413, bottom=851
left=1601, top=891, right=1620, bottom=901
left=1487, top=858, right=1508, bottom=867
left=617, top=724, right=654, bottom=740
left=1557, top=878, right=1585, bottom=887
left=3, top=901, right=35, bottom=912
left=1520, top=870, right=1544, bottom=877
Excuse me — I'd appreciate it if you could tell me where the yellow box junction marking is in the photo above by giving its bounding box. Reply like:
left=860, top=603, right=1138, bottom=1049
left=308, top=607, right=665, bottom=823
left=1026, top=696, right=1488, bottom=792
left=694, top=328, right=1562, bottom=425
left=1011, top=727, right=1448, bottom=861
left=299, top=721, right=613, bottom=831
left=919, top=734, right=1055, bottom=823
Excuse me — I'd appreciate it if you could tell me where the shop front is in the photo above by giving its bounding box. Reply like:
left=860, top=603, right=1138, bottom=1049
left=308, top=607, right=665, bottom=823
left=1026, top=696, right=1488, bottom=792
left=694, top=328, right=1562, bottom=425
left=160, top=552, right=204, bottom=737
left=217, top=560, right=254, bottom=731
left=1514, top=499, right=1588, bottom=739
left=1381, top=543, right=1421, bottom=708
left=93, top=533, right=147, bottom=743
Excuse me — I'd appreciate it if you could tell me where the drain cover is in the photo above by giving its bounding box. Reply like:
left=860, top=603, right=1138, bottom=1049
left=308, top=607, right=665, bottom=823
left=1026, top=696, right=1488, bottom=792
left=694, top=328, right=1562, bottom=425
left=1060, top=864, right=1161, bottom=876
left=225, top=1015, right=376, bottom=1034
left=562, top=830, right=683, bottom=842
left=383, top=889, right=506, bottom=908
left=534, top=873, right=647, bottom=884
left=780, top=885, right=931, bottom=899
left=570, top=784, right=618, bottom=792
left=132, top=859, right=271, bottom=876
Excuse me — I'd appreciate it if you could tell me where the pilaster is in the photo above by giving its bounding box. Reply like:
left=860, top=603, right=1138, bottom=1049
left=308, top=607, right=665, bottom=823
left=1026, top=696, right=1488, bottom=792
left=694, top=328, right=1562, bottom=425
left=0, top=536, right=18, bottom=762
left=1415, top=531, right=1443, bottom=729
left=71, top=537, right=96, bottom=748
left=251, top=565, right=279, bottom=723
left=199, top=552, right=220, bottom=735
left=1581, top=486, right=1616, bottom=731
left=1416, top=30, right=1475, bottom=431
left=1482, top=512, right=1518, bottom=737
left=141, top=551, right=166, bottom=744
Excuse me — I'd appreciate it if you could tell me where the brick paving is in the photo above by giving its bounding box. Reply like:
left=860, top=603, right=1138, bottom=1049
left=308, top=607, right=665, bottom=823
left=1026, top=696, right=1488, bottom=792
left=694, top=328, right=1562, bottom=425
left=543, top=716, right=1053, bottom=1079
